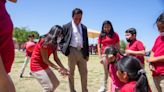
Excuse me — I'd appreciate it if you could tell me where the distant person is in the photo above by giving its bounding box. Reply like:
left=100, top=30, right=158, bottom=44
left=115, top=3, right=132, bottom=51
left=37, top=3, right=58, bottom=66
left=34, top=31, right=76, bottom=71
left=60, top=8, right=89, bottom=92
left=147, top=12, right=164, bottom=92
left=117, top=56, right=151, bottom=92
left=125, top=28, right=145, bottom=65
left=94, top=44, right=98, bottom=54
left=104, top=46, right=125, bottom=92
left=30, top=25, right=69, bottom=92
left=0, top=0, right=17, bottom=92
left=20, top=34, right=36, bottom=78
left=97, top=20, right=120, bottom=92
left=89, top=44, right=93, bottom=55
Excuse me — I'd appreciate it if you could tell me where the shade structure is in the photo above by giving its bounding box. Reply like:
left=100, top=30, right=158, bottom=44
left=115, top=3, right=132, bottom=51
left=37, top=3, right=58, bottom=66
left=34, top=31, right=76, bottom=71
left=87, top=29, right=100, bottom=38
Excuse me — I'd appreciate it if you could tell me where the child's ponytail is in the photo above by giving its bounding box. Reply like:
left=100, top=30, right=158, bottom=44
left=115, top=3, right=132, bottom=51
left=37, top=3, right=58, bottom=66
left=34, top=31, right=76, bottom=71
left=135, top=69, right=149, bottom=92
left=117, top=56, right=151, bottom=92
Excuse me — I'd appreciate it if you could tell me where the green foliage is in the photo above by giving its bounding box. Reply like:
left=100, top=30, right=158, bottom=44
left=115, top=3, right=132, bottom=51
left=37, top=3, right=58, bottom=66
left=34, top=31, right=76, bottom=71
left=13, top=27, right=28, bottom=43
left=120, top=40, right=127, bottom=53
left=13, top=27, right=40, bottom=50
left=28, top=31, right=40, bottom=39
left=13, top=27, right=40, bottom=43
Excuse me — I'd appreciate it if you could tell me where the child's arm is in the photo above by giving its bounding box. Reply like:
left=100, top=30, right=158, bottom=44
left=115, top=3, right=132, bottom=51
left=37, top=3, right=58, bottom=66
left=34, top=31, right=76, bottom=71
left=97, top=43, right=102, bottom=58
left=115, top=42, right=120, bottom=50
left=147, top=51, right=164, bottom=62
left=40, top=47, right=59, bottom=70
left=125, top=50, right=145, bottom=56
left=53, top=51, right=69, bottom=75
left=8, top=0, right=17, bottom=3
left=53, top=51, right=65, bottom=69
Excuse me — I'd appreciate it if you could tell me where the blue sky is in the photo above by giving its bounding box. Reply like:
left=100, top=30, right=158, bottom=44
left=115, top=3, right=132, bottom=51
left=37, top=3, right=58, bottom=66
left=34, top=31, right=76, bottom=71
left=6, top=0, right=164, bottom=50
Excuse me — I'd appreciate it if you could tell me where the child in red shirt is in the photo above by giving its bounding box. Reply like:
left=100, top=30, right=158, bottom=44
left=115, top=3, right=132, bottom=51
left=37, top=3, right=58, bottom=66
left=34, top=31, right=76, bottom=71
left=125, top=28, right=145, bottom=65
left=0, top=0, right=17, bottom=92
left=104, top=46, right=125, bottom=92
left=97, top=20, right=120, bottom=92
left=20, top=34, right=36, bottom=78
left=117, top=56, right=151, bottom=92
left=147, top=12, right=164, bottom=92
left=30, top=25, right=69, bottom=92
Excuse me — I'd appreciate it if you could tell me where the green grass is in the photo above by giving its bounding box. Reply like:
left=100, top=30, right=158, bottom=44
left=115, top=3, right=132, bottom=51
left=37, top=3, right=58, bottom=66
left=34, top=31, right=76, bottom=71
left=10, top=51, right=156, bottom=92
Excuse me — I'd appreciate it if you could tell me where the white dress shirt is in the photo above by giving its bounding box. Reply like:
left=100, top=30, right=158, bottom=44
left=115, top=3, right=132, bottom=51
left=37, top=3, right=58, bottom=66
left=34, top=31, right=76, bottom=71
left=70, top=20, right=83, bottom=48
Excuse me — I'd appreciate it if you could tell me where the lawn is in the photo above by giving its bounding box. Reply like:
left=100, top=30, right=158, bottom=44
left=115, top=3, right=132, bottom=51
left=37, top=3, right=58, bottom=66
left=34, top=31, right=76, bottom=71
left=10, top=51, right=156, bottom=92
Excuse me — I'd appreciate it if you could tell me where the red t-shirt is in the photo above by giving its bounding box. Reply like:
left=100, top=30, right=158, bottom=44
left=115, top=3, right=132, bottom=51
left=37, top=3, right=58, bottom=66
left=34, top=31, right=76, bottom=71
left=151, top=35, right=164, bottom=76
left=24, top=41, right=36, bottom=57
left=30, top=38, right=57, bottom=72
left=108, top=61, right=125, bottom=89
left=121, top=81, right=136, bottom=92
left=121, top=81, right=152, bottom=92
left=0, top=0, right=14, bottom=73
left=98, top=32, right=120, bottom=53
left=126, top=40, right=145, bottom=64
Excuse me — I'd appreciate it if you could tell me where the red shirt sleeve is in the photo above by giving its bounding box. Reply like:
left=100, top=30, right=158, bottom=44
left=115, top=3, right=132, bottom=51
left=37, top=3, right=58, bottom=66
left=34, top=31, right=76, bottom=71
left=136, top=41, right=145, bottom=50
left=38, top=38, right=49, bottom=49
left=115, top=32, right=120, bottom=43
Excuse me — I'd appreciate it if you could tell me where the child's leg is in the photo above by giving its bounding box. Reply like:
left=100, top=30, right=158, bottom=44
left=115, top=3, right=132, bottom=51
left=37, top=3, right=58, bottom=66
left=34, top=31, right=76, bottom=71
left=31, top=68, right=59, bottom=92
left=20, top=56, right=30, bottom=77
left=103, top=57, right=108, bottom=90
left=153, top=76, right=164, bottom=92
left=107, top=77, right=112, bottom=92
left=98, top=56, right=108, bottom=92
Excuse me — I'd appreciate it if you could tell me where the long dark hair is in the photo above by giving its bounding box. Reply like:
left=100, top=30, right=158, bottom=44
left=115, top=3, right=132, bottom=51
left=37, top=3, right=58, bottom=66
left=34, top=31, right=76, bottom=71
left=41, top=25, right=63, bottom=46
left=117, top=56, right=150, bottom=92
left=156, top=12, right=164, bottom=23
left=100, top=20, right=115, bottom=38
left=104, top=45, right=124, bottom=57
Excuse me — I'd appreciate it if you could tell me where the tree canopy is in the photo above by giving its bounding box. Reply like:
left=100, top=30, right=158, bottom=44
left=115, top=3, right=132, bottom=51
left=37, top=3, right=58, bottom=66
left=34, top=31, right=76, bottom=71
left=13, top=27, right=39, bottom=50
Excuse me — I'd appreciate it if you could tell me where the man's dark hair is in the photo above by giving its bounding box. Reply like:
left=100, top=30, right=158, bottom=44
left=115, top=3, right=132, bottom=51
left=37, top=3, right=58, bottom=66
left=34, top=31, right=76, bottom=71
left=72, top=8, right=83, bottom=17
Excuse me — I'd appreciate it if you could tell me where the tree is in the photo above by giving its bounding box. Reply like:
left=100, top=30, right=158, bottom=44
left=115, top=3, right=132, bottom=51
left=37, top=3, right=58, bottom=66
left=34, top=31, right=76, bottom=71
left=120, top=40, right=127, bottom=54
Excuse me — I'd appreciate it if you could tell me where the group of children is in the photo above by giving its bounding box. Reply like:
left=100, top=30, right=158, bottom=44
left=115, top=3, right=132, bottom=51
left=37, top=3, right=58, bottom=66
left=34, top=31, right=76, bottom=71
left=102, top=45, right=150, bottom=92
left=97, top=13, right=164, bottom=92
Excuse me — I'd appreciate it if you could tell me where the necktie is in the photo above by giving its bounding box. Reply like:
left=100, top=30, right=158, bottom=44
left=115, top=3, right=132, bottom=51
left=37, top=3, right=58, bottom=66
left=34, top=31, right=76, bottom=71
left=77, top=25, right=81, bottom=35
left=76, top=25, right=82, bottom=49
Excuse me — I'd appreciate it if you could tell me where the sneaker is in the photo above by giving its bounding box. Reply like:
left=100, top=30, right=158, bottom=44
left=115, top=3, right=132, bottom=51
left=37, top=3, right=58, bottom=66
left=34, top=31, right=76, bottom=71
left=29, top=72, right=32, bottom=75
left=98, top=86, right=106, bottom=92
left=29, top=72, right=33, bottom=77
left=20, top=74, right=23, bottom=78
